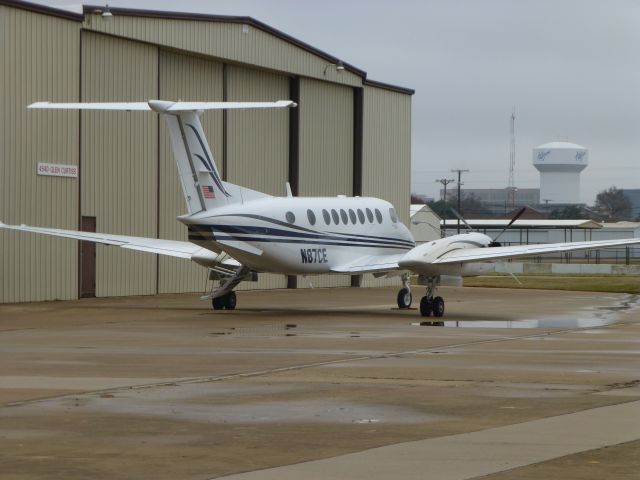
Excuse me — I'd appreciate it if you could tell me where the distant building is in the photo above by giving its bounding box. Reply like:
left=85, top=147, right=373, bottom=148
left=409, top=204, right=441, bottom=243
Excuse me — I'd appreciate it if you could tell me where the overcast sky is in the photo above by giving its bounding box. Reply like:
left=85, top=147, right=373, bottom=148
left=42, top=0, right=640, bottom=204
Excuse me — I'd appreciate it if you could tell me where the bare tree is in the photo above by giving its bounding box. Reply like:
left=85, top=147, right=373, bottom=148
left=594, top=187, right=632, bottom=220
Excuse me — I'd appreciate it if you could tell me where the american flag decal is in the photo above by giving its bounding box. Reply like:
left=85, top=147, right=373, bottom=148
left=202, top=185, right=215, bottom=199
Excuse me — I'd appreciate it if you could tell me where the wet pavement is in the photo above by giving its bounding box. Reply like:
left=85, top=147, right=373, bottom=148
left=0, top=286, right=639, bottom=479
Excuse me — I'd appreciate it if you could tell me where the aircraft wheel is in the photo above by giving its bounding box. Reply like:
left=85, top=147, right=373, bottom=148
left=420, top=296, right=432, bottom=317
left=432, top=296, right=445, bottom=317
left=212, top=297, right=225, bottom=310
left=224, top=291, right=237, bottom=310
left=397, top=288, right=412, bottom=309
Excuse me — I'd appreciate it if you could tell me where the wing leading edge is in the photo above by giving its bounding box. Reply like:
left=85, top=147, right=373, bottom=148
left=432, top=238, right=640, bottom=264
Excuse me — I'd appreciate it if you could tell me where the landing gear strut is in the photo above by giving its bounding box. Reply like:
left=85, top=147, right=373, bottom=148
left=419, top=276, right=444, bottom=317
left=212, top=291, right=237, bottom=310
left=397, top=273, right=412, bottom=309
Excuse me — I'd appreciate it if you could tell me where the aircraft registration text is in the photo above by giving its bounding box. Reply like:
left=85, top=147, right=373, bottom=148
left=301, top=248, right=328, bottom=264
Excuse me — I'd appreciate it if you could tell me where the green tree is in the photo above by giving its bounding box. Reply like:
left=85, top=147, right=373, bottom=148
left=595, top=187, right=632, bottom=220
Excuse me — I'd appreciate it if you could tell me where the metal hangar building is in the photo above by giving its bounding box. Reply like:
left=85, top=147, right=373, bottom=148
left=0, top=1, right=414, bottom=303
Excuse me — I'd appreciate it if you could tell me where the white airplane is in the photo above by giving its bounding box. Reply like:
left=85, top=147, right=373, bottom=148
left=2, top=100, right=639, bottom=317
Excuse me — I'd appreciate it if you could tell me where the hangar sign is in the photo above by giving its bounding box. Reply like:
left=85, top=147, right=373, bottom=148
left=37, top=162, right=78, bottom=178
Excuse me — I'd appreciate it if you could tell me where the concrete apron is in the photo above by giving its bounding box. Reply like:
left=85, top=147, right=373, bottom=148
left=219, top=400, right=640, bottom=480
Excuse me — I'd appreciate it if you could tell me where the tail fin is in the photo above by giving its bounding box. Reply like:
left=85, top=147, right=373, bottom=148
left=162, top=110, right=231, bottom=212
left=29, top=100, right=296, bottom=214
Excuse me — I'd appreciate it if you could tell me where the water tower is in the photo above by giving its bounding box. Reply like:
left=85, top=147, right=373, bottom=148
left=532, top=141, right=588, bottom=204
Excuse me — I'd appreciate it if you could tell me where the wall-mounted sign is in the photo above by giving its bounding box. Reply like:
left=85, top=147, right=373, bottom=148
left=37, top=163, right=78, bottom=178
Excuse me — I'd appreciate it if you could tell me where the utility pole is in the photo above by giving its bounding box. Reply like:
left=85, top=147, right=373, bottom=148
left=506, top=107, right=516, bottom=210
left=451, top=169, right=469, bottom=234
left=435, top=178, right=455, bottom=238
left=435, top=178, right=455, bottom=202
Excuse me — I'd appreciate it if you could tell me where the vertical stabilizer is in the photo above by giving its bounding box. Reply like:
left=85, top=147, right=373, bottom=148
left=29, top=99, right=297, bottom=214
left=163, top=111, right=231, bottom=213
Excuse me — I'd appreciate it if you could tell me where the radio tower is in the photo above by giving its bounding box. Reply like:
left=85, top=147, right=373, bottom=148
left=506, top=107, right=516, bottom=211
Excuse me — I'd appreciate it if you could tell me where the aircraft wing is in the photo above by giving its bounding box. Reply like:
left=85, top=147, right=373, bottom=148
left=432, top=238, right=640, bottom=264
left=0, top=221, right=239, bottom=264
left=330, top=254, right=405, bottom=274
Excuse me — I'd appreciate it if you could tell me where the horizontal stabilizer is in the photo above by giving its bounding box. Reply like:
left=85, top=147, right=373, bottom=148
left=28, top=100, right=297, bottom=112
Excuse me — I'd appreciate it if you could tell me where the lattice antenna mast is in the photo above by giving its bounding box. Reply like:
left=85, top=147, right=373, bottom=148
left=507, top=107, right=516, bottom=209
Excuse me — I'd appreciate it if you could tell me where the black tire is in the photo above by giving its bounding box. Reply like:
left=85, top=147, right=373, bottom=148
left=397, top=288, right=412, bottom=309
left=432, top=296, right=445, bottom=317
left=420, top=296, right=432, bottom=317
left=224, top=291, right=237, bottom=310
left=212, top=297, right=225, bottom=310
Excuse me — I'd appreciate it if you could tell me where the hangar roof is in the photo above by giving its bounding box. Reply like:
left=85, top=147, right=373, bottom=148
left=2, top=0, right=414, bottom=95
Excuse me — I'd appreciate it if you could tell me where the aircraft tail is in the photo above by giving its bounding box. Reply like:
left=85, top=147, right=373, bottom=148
left=29, top=100, right=296, bottom=214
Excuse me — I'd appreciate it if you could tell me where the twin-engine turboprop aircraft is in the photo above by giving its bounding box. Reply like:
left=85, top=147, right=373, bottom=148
left=2, top=100, right=639, bottom=316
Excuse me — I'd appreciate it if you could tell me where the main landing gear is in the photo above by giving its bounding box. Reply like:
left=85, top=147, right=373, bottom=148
left=212, top=291, right=237, bottom=310
left=419, top=276, right=444, bottom=317
left=396, top=274, right=445, bottom=317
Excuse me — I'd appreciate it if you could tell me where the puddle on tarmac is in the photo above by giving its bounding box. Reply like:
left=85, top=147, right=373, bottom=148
left=412, top=294, right=640, bottom=329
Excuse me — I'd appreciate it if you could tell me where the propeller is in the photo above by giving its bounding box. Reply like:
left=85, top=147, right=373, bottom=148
left=448, top=207, right=474, bottom=232
left=489, top=206, right=527, bottom=247
left=448, top=206, right=527, bottom=248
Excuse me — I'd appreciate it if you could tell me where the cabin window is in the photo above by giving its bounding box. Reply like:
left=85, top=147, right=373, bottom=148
left=389, top=208, right=398, bottom=223
left=375, top=209, right=383, bottom=224
left=348, top=209, right=357, bottom=224
left=340, top=209, right=348, bottom=224
left=322, top=209, right=331, bottom=225
left=307, top=209, right=316, bottom=225
left=331, top=209, right=340, bottom=224
left=357, top=209, right=365, bottom=224
left=366, top=208, right=374, bottom=223
left=286, top=211, right=296, bottom=224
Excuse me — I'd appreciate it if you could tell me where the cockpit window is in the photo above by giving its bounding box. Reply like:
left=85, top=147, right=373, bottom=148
left=389, top=208, right=398, bottom=223
left=374, top=209, right=383, bottom=224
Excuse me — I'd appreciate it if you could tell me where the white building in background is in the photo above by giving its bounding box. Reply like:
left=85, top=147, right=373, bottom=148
left=409, top=204, right=441, bottom=244
left=533, top=142, right=588, bottom=204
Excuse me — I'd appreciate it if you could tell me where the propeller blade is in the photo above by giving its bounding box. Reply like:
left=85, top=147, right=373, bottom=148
left=449, top=208, right=474, bottom=231
left=491, top=206, right=527, bottom=245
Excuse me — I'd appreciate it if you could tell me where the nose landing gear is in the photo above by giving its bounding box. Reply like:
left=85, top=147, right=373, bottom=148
left=397, top=273, right=412, bottom=309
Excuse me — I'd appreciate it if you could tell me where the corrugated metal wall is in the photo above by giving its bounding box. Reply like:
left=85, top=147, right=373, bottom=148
left=0, top=6, right=80, bottom=303
left=298, top=78, right=353, bottom=288
left=81, top=32, right=158, bottom=297
left=1, top=5, right=413, bottom=303
left=227, top=65, right=290, bottom=290
left=84, top=15, right=362, bottom=88
left=360, top=85, right=412, bottom=288
left=157, top=50, right=224, bottom=294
